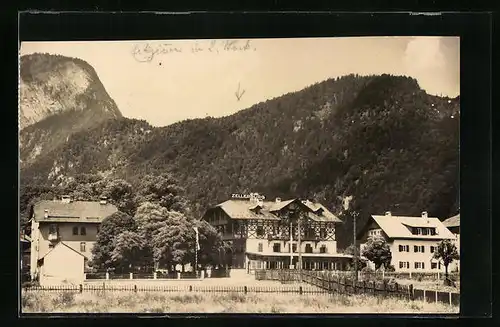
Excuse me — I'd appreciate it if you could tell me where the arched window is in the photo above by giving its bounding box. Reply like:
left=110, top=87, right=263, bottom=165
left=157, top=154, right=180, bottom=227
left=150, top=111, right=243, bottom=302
left=80, top=227, right=87, bottom=236
left=72, top=227, right=79, bottom=235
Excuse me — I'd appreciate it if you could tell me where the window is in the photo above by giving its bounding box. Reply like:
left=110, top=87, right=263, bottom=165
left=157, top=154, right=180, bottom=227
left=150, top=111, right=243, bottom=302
left=422, top=228, right=429, bottom=235
left=414, top=262, right=425, bottom=269
left=305, top=244, right=313, bottom=253
left=431, top=262, right=437, bottom=269
left=405, top=245, right=409, bottom=252
left=430, top=228, right=437, bottom=235
left=320, top=245, right=327, bottom=254
left=49, top=224, right=57, bottom=234
left=399, top=245, right=410, bottom=252
left=80, top=242, right=86, bottom=252
left=399, top=261, right=410, bottom=269
left=414, top=245, right=425, bottom=253
left=417, top=228, right=422, bottom=235
left=257, top=243, right=263, bottom=252
left=72, top=227, right=78, bottom=235
left=430, top=246, right=435, bottom=253
left=256, top=226, right=264, bottom=237
left=273, top=243, right=281, bottom=253
left=319, top=228, right=327, bottom=238
left=80, top=227, right=87, bottom=236
left=292, top=244, right=297, bottom=253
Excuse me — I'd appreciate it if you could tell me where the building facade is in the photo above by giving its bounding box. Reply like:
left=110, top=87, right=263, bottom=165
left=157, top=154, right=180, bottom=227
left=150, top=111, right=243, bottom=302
left=29, top=196, right=118, bottom=281
left=202, top=193, right=353, bottom=273
left=442, top=213, right=460, bottom=272
left=357, top=211, right=457, bottom=273
left=38, top=242, right=87, bottom=286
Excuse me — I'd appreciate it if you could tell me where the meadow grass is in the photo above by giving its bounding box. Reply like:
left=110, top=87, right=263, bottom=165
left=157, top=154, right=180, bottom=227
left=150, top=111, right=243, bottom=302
left=21, top=289, right=459, bottom=314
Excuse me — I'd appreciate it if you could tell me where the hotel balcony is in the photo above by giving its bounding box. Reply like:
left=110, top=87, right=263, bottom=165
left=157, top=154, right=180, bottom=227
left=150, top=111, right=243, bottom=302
left=48, top=233, right=59, bottom=242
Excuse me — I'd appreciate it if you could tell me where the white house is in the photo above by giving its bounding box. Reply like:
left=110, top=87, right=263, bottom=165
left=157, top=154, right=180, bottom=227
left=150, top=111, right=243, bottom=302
left=38, top=241, right=88, bottom=286
left=357, top=211, right=456, bottom=273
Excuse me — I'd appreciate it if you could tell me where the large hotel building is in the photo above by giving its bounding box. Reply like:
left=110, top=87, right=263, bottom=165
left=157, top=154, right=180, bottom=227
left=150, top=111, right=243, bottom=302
left=201, top=193, right=353, bottom=273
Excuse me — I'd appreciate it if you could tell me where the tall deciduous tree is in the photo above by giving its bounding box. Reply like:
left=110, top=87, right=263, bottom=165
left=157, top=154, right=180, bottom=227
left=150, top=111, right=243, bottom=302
left=360, top=235, right=392, bottom=270
left=433, top=239, right=459, bottom=284
left=101, top=178, right=137, bottom=216
left=135, top=173, right=189, bottom=214
left=111, top=230, right=148, bottom=271
left=90, top=211, right=137, bottom=270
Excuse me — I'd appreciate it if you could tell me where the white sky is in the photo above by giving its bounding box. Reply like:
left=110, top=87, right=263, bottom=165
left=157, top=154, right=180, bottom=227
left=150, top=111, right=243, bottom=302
left=20, top=37, right=460, bottom=127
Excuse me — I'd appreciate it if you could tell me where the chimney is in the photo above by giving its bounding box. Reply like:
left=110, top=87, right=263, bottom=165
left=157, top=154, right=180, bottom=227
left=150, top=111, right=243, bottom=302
left=421, top=211, right=428, bottom=218
left=99, top=196, right=108, bottom=205
left=385, top=211, right=391, bottom=217
left=44, top=209, right=49, bottom=219
left=275, top=197, right=281, bottom=203
left=61, top=195, right=71, bottom=204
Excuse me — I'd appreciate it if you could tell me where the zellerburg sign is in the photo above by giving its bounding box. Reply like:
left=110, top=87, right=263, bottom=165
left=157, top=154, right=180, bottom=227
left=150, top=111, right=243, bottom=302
left=231, top=192, right=266, bottom=201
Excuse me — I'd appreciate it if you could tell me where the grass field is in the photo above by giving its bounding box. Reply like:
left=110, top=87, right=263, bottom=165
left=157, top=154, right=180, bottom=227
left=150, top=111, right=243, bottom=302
left=21, top=289, right=459, bottom=314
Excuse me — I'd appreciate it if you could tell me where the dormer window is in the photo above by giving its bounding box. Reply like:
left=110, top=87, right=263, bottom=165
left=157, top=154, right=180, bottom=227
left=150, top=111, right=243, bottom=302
left=315, top=208, right=324, bottom=216
left=250, top=205, right=262, bottom=215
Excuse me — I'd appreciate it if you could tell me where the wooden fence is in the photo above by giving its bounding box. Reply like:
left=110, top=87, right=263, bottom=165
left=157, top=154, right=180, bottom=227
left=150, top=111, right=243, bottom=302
left=22, top=283, right=327, bottom=295
left=255, top=269, right=460, bottom=307
left=85, top=269, right=230, bottom=280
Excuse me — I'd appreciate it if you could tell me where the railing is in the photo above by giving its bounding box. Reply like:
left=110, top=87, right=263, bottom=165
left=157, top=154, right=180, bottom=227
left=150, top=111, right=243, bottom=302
left=22, top=284, right=328, bottom=295
left=255, top=269, right=460, bottom=307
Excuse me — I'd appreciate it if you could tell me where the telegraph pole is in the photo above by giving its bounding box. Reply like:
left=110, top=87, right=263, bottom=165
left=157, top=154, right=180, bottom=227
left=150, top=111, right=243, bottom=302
left=353, top=211, right=358, bottom=282
left=297, top=211, right=302, bottom=281
left=289, top=221, right=293, bottom=269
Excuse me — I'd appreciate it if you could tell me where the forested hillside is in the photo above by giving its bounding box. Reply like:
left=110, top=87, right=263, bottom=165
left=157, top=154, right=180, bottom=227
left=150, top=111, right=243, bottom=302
left=20, top=73, right=460, bottom=248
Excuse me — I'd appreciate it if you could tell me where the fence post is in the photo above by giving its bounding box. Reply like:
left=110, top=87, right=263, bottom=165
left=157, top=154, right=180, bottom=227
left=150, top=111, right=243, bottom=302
left=134, top=285, right=137, bottom=293
left=435, top=290, right=438, bottom=303
left=244, top=286, right=248, bottom=294
left=299, top=286, right=303, bottom=295
left=154, top=272, right=157, bottom=280
left=394, top=282, right=398, bottom=298
left=106, top=272, right=109, bottom=280
left=363, top=280, right=366, bottom=293
left=130, top=272, right=133, bottom=280
left=409, top=284, right=413, bottom=301
left=79, top=284, right=83, bottom=293
left=409, top=271, right=412, bottom=279
left=352, top=278, right=356, bottom=294
left=383, top=279, right=387, bottom=297
left=189, top=285, right=193, bottom=292
left=103, top=282, right=105, bottom=293
left=423, top=289, right=426, bottom=301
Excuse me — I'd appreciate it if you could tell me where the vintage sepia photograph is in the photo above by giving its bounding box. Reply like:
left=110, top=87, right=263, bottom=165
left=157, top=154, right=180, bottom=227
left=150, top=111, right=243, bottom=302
left=19, top=36, right=460, bottom=314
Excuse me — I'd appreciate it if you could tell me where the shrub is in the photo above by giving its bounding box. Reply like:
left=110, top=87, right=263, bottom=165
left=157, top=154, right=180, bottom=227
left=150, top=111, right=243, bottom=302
left=51, top=291, right=75, bottom=307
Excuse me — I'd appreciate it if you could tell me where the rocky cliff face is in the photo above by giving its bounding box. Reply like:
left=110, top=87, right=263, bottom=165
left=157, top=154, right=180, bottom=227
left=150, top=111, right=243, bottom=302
left=19, top=53, right=123, bottom=165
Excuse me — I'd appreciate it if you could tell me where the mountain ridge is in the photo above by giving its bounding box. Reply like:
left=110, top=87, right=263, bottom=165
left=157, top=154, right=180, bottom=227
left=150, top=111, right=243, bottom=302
left=19, top=53, right=123, bottom=166
left=20, top=73, right=460, bottom=248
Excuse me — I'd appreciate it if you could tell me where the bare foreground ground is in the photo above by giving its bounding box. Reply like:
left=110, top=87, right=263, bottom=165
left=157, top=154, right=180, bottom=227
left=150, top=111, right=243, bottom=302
left=22, top=273, right=458, bottom=314
left=22, top=289, right=458, bottom=314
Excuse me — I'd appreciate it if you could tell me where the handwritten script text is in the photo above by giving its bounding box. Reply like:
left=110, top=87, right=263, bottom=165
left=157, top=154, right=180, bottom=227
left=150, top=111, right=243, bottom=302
left=132, top=40, right=256, bottom=62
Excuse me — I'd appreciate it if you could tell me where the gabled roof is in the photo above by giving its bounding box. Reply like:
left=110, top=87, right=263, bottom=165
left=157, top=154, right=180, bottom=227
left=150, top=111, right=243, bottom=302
left=40, top=241, right=88, bottom=260
left=207, top=197, right=342, bottom=223
left=442, top=214, right=460, bottom=228
left=360, top=214, right=456, bottom=240
left=33, top=200, right=118, bottom=223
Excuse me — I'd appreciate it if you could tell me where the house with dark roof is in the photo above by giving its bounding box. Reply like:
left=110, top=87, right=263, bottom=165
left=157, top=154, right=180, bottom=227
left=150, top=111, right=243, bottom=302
left=201, top=193, right=352, bottom=273
left=29, top=195, right=118, bottom=281
left=357, top=211, right=457, bottom=273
